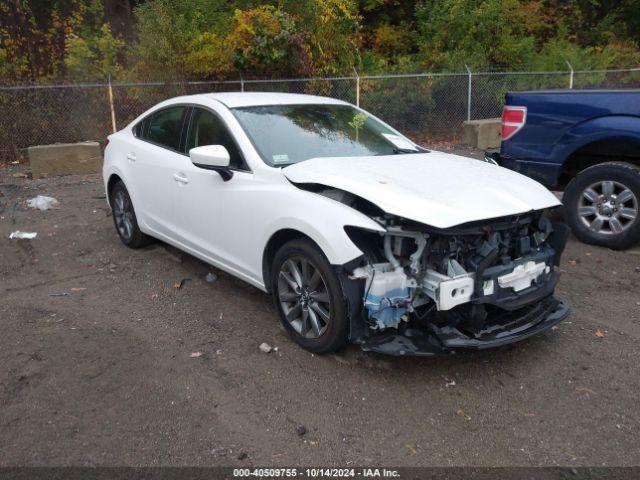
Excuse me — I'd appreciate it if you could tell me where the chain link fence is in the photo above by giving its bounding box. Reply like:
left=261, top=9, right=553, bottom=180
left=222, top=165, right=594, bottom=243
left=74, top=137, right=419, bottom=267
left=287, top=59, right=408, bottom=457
left=1, top=67, right=639, bottom=162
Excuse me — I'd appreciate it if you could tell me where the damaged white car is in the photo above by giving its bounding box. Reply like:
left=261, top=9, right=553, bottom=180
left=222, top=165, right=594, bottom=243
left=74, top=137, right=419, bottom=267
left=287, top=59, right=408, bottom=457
left=103, top=92, right=570, bottom=355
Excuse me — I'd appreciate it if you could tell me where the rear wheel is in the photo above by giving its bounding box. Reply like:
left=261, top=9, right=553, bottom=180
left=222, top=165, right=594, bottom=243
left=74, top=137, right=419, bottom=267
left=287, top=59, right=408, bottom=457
left=271, top=239, right=349, bottom=353
left=109, top=181, right=153, bottom=248
left=564, top=162, right=640, bottom=249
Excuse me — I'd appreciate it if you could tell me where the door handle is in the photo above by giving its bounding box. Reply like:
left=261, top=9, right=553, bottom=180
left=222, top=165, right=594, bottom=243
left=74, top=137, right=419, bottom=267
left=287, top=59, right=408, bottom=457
left=172, top=173, right=189, bottom=184
left=126, top=153, right=136, bottom=162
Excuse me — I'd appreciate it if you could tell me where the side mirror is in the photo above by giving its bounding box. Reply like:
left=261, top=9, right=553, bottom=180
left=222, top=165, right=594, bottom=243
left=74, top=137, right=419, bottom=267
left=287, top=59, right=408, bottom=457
left=189, top=145, right=233, bottom=181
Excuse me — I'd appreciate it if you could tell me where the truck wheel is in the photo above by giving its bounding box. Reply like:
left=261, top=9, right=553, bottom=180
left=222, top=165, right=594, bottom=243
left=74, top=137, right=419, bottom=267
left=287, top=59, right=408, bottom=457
left=564, top=162, right=640, bottom=250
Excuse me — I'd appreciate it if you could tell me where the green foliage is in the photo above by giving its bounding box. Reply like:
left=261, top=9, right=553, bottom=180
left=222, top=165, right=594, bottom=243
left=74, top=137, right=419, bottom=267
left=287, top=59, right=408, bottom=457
left=0, top=0, right=128, bottom=83
left=281, top=0, right=361, bottom=75
left=225, top=6, right=304, bottom=76
left=65, top=23, right=125, bottom=81
left=132, top=0, right=361, bottom=79
left=415, top=0, right=545, bottom=70
left=128, top=0, right=233, bottom=80
left=414, top=0, right=640, bottom=72
left=0, top=0, right=639, bottom=84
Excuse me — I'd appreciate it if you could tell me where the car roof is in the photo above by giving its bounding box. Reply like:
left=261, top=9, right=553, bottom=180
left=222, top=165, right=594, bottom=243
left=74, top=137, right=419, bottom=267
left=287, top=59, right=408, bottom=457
left=203, top=91, right=351, bottom=108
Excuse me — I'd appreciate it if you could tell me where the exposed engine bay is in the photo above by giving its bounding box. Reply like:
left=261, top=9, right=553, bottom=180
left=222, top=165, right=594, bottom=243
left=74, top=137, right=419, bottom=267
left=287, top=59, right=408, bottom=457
left=308, top=185, right=571, bottom=356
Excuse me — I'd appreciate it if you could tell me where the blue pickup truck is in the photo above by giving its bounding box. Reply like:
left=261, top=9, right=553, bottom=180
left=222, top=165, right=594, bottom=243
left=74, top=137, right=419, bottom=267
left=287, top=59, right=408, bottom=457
left=488, top=90, right=640, bottom=249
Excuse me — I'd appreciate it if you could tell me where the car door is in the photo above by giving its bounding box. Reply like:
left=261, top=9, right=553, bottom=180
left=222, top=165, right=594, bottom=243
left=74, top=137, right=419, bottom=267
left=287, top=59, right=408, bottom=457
left=128, top=105, right=188, bottom=237
left=169, top=106, right=257, bottom=278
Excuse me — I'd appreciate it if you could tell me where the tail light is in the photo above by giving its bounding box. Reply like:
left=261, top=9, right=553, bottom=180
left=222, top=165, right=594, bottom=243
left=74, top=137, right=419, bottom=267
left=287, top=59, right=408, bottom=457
left=501, top=106, right=527, bottom=141
left=103, top=138, right=110, bottom=150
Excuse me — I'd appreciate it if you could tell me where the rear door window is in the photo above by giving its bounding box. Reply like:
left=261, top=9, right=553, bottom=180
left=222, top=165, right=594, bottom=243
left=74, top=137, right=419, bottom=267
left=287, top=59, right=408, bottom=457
left=142, top=106, right=187, bottom=151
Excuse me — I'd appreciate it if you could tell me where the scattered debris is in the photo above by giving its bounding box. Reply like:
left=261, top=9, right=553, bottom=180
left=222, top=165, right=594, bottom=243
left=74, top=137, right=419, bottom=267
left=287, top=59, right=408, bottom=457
left=594, top=329, right=605, bottom=338
left=575, top=387, right=596, bottom=395
left=237, top=452, right=248, bottom=461
left=48, top=292, right=69, bottom=297
left=568, top=259, right=578, bottom=266
left=296, top=425, right=307, bottom=436
left=173, top=278, right=191, bottom=289
left=405, top=444, right=418, bottom=455
left=70, top=287, right=86, bottom=292
left=259, top=342, right=272, bottom=353
left=596, top=258, right=603, bottom=264
left=9, top=231, right=37, bottom=239
left=190, top=351, right=203, bottom=358
left=205, top=272, right=218, bottom=283
left=456, top=409, right=471, bottom=421
left=211, top=448, right=227, bottom=457
left=445, top=379, right=456, bottom=388
left=27, top=195, right=59, bottom=211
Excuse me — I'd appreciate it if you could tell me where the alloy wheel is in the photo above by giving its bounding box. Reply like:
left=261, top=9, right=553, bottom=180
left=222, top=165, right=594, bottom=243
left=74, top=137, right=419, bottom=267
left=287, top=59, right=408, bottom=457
left=113, top=190, right=135, bottom=241
left=277, top=256, right=331, bottom=339
left=578, top=180, right=638, bottom=235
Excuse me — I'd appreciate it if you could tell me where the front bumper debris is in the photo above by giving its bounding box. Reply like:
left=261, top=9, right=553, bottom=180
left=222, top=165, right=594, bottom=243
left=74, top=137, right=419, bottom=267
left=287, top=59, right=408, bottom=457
left=356, top=295, right=569, bottom=356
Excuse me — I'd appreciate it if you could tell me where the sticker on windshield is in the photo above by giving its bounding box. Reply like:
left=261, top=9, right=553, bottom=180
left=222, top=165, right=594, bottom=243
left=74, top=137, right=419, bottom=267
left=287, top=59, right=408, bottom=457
left=382, top=134, right=418, bottom=151
left=272, top=154, right=290, bottom=164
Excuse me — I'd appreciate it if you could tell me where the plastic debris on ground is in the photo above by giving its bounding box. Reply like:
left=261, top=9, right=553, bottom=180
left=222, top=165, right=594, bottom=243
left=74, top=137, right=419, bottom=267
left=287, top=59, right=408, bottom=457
left=259, top=342, right=272, bottom=353
left=9, top=231, right=37, bottom=239
left=205, top=272, right=218, bottom=283
left=27, top=195, right=59, bottom=211
left=190, top=351, right=203, bottom=358
left=48, top=292, right=69, bottom=297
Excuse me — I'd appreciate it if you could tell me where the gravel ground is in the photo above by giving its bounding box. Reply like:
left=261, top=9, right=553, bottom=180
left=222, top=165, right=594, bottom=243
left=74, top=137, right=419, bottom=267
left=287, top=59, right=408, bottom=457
left=1, top=160, right=639, bottom=467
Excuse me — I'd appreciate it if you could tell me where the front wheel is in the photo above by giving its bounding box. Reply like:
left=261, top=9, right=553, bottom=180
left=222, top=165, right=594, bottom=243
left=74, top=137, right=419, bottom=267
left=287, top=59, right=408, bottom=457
left=271, top=239, right=349, bottom=353
left=564, top=162, right=640, bottom=250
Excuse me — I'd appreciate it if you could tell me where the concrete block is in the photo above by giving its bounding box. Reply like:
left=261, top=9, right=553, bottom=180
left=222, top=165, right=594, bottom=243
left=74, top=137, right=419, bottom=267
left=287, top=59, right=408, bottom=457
left=461, top=118, right=501, bottom=150
left=28, top=142, right=102, bottom=178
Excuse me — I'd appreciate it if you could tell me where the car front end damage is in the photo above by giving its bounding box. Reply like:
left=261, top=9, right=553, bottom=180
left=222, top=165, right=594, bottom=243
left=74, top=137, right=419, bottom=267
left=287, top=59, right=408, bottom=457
left=339, top=211, right=570, bottom=356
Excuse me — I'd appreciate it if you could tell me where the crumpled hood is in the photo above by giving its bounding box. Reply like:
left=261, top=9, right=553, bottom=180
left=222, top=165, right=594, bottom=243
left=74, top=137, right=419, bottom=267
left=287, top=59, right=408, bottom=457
left=283, top=152, right=561, bottom=229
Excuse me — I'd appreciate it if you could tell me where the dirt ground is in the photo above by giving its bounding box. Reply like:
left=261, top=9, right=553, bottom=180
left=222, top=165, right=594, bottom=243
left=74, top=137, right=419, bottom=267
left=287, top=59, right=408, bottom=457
left=1, top=160, right=639, bottom=467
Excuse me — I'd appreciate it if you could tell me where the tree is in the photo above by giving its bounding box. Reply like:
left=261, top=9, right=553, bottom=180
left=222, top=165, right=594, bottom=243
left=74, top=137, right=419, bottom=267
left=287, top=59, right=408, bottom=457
left=65, top=23, right=125, bottom=81
left=127, top=0, right=234, bottom=80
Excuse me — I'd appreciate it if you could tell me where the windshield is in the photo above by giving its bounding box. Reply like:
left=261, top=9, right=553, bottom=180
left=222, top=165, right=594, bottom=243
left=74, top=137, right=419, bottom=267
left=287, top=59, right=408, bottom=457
left=232, top=104, right=422, bottom=166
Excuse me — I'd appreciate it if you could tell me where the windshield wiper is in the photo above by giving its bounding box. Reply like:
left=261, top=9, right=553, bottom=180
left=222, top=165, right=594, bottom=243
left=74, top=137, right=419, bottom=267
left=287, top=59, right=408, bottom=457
left=391, top=147, right=429, bottom=154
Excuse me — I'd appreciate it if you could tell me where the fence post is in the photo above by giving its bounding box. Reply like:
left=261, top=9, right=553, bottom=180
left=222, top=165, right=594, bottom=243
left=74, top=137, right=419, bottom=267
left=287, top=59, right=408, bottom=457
left=352, top=67, right=360, bottom=108
left=465, top=64, right=472, bottom=122
left=240, top=74, right=244, bottom=92
left=107, top=74, right=117, bottom=133
left=565, top=60, right=574, bottom=89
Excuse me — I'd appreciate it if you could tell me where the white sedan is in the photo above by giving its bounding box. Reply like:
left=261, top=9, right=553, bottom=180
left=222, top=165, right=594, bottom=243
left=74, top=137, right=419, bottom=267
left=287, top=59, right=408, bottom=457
left=103, top=92, right=570, bottom=356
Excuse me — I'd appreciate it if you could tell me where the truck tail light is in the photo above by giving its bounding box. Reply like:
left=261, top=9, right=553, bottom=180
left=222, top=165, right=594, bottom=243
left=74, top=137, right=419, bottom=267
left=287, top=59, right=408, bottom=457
left=501, top=106, right=527, bottom=141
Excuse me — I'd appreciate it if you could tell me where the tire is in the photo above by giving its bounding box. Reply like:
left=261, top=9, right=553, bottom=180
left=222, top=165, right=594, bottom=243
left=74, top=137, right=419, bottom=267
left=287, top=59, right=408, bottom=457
left=271, top=239, right=349, bottom=353
left=564, top=162, right=640, bottom=250
left=109, top=181, right=154, bottom=248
